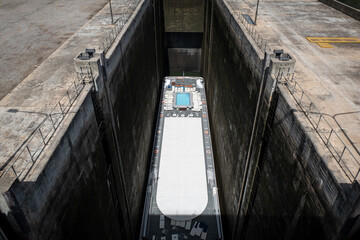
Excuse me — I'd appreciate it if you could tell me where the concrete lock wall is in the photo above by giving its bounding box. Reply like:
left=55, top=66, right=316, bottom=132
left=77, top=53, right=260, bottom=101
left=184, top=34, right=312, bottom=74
left=202, top=0, right=260, bottom=237
left=0, top=0, right=162, bottom=239
left=100, top=0, right=163, bottom=238
left=1, top=0, right=360, bottom=239
left=202, top=0, right=360, bottom=239
left=318, top=0, right=360, bottom=21
left=0, top=86, right=123, bottom=240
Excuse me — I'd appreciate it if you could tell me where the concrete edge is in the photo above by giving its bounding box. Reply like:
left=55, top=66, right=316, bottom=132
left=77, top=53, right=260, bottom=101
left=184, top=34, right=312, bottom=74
left=217, top=0, right=265, bottom=72
left=0, top=2, right=110, bottom=104
left=105, top=0, right=148, bottom=81
left=24, top=84, right=95, bottom=183
left=218, top=0, right=356, bottom=207
left=318, top=0, right=360, bottom=21
left=219, top=0, right=355, bottom=187
left=0, top=83, right=95, bottom=194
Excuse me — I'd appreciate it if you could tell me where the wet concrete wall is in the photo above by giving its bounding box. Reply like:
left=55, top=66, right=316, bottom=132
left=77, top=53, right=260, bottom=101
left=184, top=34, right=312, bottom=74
left=319, top=0, right=360, bottom=20
left=0, top=0, right=162, bottom=239
left=163, top=0, right=204, bottom=76
left=100, top=0, right=163, bottom=237
left=202, top=0, right=360, bottom=239
left=202, top=0, right=262, bottom=236
left=2, top=0, right=360, bottom=239
left=0, top=87, right=123, bottom=240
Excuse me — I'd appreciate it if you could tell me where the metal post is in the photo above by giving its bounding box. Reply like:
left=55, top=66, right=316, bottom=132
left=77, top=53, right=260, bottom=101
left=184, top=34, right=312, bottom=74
left=255, top=0, right=260, bottom=25
left=67, top=90, right=72, bottom=103
left=327, top=129, right=333, bottom=145
left=109, top=0, right=114, bottom=25
left=89, top=66, right=93, bottom=79
left=233, top=51, right=270, bottom=240
left=58, top=102, right=64, bottom=116
left=39, top=128, right=46, bottom=144
left=11, top=166, right=17, bottom=177
left=26, top=146, right=33, bottom=162
left=354, top=169, right=360, bottom=182
left=340, top=147, right=346, bottom=159
left=316, top=115, right=322, bottom=129
left=74, top=81, right=78, bottom=94
left=308, top=102, right=313, bottom=111
left=49, top=114, right=57, bottom=130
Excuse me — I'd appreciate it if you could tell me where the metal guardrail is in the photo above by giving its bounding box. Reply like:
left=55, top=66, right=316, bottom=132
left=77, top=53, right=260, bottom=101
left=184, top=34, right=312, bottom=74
left=100, top=19, right=128, bottom=53
left=0, top=0, right=142, bottom=182
left=99, top=0, right=140, bottom=53
left=227, top=1, right=359, bottom=183
left=227, top=1, right=271, bottom=53
left=279, top=72, right=360, bottom=183
left=235, top=11, right=270, bottom=53
left=0, top=69, right=95, bottom=181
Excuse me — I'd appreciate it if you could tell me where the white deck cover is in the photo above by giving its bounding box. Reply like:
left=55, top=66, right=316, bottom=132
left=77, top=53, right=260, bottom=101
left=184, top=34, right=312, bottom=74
left=157, top=117, right=208, bottom=221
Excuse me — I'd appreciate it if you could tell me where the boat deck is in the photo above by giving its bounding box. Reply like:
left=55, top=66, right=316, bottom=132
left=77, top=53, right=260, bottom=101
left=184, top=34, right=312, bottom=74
left=140, top=77, right=223, bottom=240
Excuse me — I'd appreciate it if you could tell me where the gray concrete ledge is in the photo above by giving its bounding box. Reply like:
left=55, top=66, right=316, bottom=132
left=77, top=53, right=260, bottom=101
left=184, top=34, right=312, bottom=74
left=319, top=0, right=360, bottom=20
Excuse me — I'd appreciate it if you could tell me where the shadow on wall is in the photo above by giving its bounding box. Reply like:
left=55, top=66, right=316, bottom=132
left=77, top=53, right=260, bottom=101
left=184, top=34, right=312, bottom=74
left=141, top=214, right=222, bottom=239
left=162, top=0, right=204, bottom=76
left=201, top=0, right=360, bottom=239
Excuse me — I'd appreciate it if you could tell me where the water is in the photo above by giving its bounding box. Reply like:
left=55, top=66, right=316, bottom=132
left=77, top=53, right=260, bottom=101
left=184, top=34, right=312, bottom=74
left=176, top=93, right=190, bottom=105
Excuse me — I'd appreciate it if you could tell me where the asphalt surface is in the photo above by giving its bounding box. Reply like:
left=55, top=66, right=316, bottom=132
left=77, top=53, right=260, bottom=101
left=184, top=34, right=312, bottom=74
left=0, top=0, right=108, bottom=100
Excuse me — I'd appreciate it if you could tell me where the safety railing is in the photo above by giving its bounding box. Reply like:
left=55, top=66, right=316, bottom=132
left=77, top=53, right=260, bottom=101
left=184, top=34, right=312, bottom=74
left=279, top=72, right=360, bottom=183
left=0, top=70, right=94, bottom=181
left=235, top=11, right=270, bottom=53
left=100, top=19, right=128, bottom=53
left=99, top=0, right=140, bottom=53
left=227, top=1, right=359, bottom=182
left=0, top=0, right=142, bottom=181
left=227, top=1, right=271, bottom=53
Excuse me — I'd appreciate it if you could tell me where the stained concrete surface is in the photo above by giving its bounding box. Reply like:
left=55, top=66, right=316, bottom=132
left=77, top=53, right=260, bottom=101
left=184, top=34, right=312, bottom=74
left=0, top=0, right=139, bottom=178
left=227, top=0, right=360, bottom=180
left=203, top=1, right=360, bottom=238
left=0, top=0, right=154, bottom=238
left=163, top=0, right=204, bottom=32
left=0, top=0, right=108, bottom=100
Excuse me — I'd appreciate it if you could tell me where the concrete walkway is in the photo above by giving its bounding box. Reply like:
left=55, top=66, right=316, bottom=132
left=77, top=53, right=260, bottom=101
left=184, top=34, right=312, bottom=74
left=0, top=0, right=109, bottom=100
left=0, top=0, right=140, bottom=178
left=227, top=0, right=360, bottom=180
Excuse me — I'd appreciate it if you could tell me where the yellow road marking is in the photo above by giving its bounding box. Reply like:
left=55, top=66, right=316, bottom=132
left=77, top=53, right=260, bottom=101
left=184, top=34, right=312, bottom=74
left=317, top=43, right=333, bottom=48
left=306, top=37, right=360, bottom=43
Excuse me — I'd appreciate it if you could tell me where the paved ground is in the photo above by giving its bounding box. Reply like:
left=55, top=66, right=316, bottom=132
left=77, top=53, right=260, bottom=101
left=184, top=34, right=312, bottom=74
left=1, top=0, right=359, bottom=183
left=227, top=0, right=360, bottom=181
left=0, top=0, right=140, bottom=176
left=0, top=0, right=109, bottom=100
